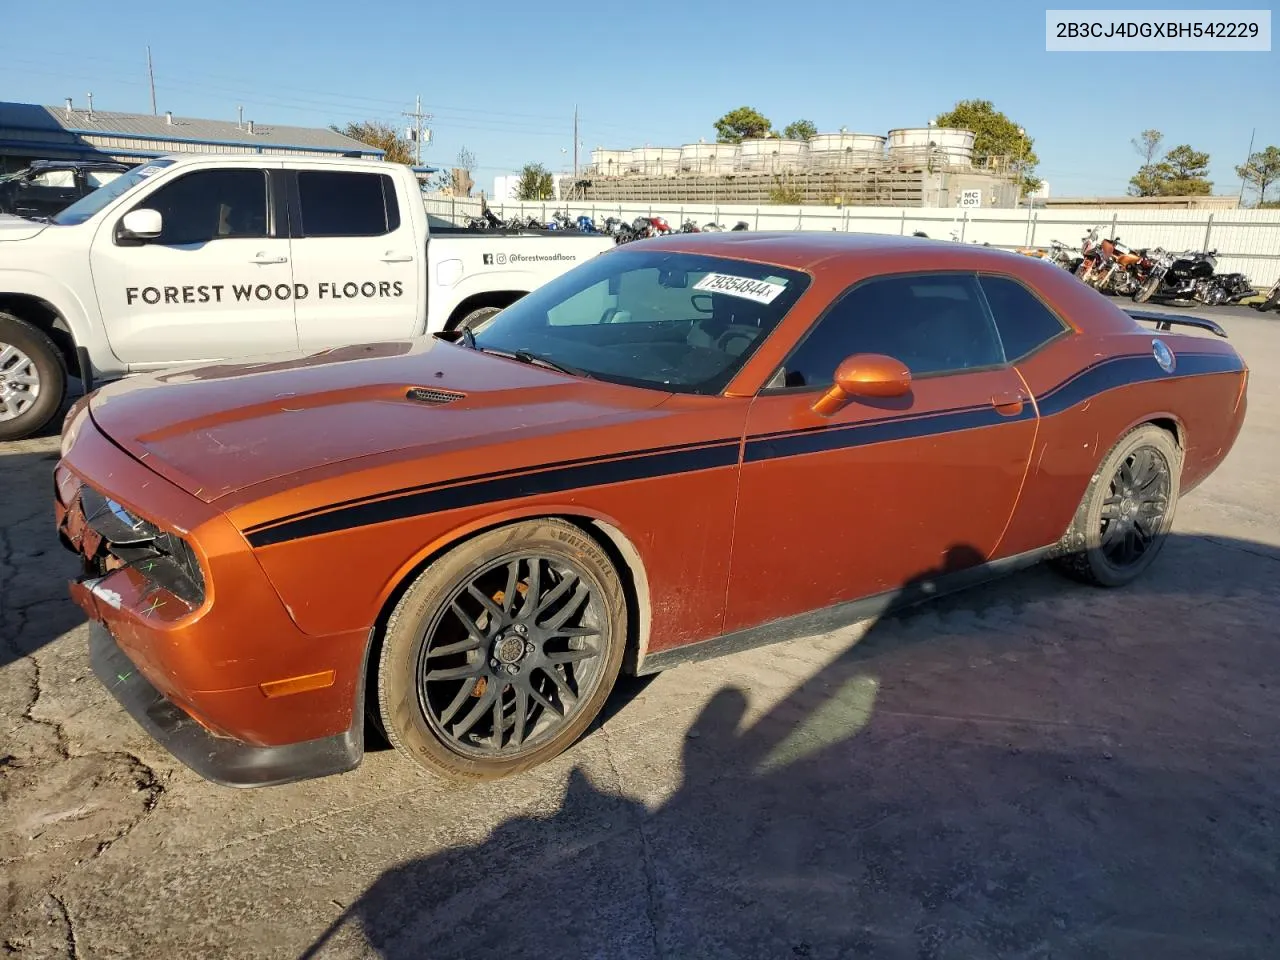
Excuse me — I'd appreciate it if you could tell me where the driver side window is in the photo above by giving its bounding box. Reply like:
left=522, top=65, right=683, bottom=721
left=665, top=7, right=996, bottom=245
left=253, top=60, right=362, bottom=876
left=777, top=273, right=1005, bottom=388
left=131, top=168, right=268, bottom=246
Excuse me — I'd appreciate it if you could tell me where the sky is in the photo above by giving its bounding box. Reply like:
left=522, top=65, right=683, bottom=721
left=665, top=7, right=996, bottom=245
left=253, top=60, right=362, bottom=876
left=1, top=0, right=1275, bottom=199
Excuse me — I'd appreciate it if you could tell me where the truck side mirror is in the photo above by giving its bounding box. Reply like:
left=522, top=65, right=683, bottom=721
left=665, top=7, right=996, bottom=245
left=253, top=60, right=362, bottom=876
left=118, top=208, right=163, bottom=243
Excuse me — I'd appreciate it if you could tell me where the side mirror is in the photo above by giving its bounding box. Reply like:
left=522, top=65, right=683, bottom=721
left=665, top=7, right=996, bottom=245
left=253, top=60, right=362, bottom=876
left=118, top=208, right=163, bottom=242
left=811, top=353, right=912, bottom=416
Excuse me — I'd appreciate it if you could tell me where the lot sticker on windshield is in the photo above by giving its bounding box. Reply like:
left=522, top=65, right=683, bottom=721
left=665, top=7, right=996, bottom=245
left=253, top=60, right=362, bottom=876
left=694, top=273, right=786, bottom=304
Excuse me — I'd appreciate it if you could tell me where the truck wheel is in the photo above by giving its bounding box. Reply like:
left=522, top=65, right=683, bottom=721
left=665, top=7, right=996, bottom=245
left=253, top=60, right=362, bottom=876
left=0, top=313, right=66, bottom=442
left=376, top=519, right=627, bottom=782
left=1050, top=424, right=1182, bottom=588
left=458, top=312, right=501, bottom=337
left=457, top=306, right=502, bottom=334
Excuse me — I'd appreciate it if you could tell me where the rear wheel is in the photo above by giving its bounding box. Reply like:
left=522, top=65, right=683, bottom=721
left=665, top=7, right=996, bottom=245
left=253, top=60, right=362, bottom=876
left=1051, top=425, right=1181, bottom=587
left=376, top=519, right=627, bottom=781
left=0, top=313, right=66, bottom=442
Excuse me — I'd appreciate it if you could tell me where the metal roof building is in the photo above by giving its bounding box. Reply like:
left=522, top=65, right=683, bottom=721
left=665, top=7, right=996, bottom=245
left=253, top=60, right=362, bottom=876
left=0, top=99, right=383, bottom=172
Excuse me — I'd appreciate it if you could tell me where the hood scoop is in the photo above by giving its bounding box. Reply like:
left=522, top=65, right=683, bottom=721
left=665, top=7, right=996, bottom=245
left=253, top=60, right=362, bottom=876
left=406, top=386, right=466, bottom=405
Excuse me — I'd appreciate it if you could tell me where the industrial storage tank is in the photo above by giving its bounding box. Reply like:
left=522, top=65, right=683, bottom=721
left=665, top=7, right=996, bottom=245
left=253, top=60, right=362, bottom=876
left=887, top=127, right=975, bottom=167
left=770, top=138, right=810, bottom=171
left=735, top=138, right=772, bottom=171
left=628, top=147, right=679, bottom=176
left=589, top=148, right=628, bottom=177
left=657, top=147, right=681, bottom=176
left=679, top=141, right=718, bottom=173
left=808, top=132, right=886, bottom=167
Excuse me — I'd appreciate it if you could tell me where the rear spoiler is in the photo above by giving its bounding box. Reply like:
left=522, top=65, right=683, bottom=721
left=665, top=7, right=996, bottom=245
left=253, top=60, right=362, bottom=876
left=1124, top=308, right=1228, bottom=339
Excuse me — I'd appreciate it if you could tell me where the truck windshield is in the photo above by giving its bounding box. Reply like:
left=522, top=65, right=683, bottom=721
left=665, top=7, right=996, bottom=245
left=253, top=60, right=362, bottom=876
left=51, top=159, right=176, bottom=226
left=471, top=248, right=811, bottom=395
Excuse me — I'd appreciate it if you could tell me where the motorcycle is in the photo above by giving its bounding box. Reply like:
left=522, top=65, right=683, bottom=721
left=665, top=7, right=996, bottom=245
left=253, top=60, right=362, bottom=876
left=1093, top=237, right=1145, bottom=296
left=1254, top=277, right=1280, bottom=312
left=679, top=219, right=701, bottom=233
left=1073, top=228, right=1104, bottom=287
left=602, top=217, right=636, bottom=244
left=1015, top=238, right=1073, bottom=269
left=731, top=221, right=750, bottom=231
left=1131, top=248, right=1253, bottom=306
left=702, top=222, right=725, bottom=232
left=576, top=215, right=599, bottom=233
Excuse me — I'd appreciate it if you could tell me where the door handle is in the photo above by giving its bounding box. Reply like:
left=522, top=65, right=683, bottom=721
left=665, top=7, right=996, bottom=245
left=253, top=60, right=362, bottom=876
left=250, top=253, right=288, bottom=265
left=991, top=390, right=1027, bottom=417
left=381, top=252, right=414, bottom=262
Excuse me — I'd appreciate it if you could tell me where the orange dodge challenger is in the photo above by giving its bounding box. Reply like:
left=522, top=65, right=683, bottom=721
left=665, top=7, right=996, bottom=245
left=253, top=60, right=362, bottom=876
left=54, top=233, right=1248, bottom=788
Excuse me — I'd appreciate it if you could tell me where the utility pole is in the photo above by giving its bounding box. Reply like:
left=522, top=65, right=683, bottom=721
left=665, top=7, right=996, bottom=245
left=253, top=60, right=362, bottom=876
left=402, top=95, right=432, bottom=166
left=573, top=105, right=579, bottom=181
left=146, top=46, right=157, bottom=115
left=1238, top=127, right=1256, bottom=206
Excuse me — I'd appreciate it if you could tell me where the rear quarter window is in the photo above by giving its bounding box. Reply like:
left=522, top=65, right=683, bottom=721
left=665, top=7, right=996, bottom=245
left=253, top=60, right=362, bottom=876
left=979, top=275, right=1070, bottom=362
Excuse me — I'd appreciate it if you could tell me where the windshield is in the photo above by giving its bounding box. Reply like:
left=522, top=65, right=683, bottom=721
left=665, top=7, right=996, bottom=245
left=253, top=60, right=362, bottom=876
left=471, top=248, right=811, bottom=395
left=51, top=159, right=176, bottom=226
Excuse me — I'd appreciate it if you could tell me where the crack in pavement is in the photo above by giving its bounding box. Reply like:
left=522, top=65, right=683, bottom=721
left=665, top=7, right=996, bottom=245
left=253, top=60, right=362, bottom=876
left=1, top=505, right=168, bottom=956
left=601, top=727, right=666, bottom=960
left=47, top=893, right=80, bottom=960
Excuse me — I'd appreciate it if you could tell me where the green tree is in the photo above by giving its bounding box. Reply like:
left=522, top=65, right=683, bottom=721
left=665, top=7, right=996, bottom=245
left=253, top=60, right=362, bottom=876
left=1236, top=145, right=1280, bottom=206
left=714, top=106, right=772, bottom=144
left=329, top=120, right=413, bottom=164
left=1158, top=144, right=1213, bottom=195
left=934, top=99, right=1040, bottom=193
left=1129, top=165, right=1165, bottom=197
left=1132, top=129, right=1164, bottom=167
left=516, top=162, right=554, bottom=201
left=781, top=119, right=817, bottom=141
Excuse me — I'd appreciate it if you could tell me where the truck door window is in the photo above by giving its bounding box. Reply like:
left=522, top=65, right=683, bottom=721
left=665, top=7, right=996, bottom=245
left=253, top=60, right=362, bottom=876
left=296, top=171, right=399, bottom=237
left=136, top=169, right=268, bottom=245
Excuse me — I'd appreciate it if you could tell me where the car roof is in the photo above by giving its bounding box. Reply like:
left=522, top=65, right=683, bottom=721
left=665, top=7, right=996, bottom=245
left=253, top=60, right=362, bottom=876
left=634, top=231, right=1043, bottom=275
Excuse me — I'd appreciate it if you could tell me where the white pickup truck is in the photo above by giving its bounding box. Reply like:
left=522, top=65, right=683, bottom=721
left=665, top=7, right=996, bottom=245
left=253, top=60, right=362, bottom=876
left=0, top=154, right=614, bottom=440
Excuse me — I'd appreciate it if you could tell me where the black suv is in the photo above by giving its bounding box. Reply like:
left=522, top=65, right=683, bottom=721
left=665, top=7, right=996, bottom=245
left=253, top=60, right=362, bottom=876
left=0, top=159, right=131, bottom=219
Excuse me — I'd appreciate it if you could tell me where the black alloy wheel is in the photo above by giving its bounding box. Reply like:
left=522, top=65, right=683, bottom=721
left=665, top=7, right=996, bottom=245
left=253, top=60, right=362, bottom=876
left=1096, top=445, right=1171, bottom=569
left=1052, top=424, right=1182, bottom=587
left=416, top=554, right=606, bottom=758
left=376, top=519, right=627, bottom=781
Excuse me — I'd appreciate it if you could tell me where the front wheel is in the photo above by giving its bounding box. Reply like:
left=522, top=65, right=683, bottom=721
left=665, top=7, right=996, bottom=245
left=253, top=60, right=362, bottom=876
left=1051, top=425, right=1182, bottom=587
left=1133, top=275, right=1160, bottom=304
left=0, top=313, right=67, bottom=442
left=376, top=519, right=628, bottom=782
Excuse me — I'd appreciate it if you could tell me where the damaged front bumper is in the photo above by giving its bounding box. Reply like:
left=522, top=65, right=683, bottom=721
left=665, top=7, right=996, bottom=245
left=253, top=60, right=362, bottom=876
left=90, top=622, right=363, bottom=788
left=55, top=410, right=371, bottom=788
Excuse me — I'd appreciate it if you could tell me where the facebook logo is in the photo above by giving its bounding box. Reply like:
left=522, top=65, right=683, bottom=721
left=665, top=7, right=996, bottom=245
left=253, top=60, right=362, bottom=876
left=483, top=254, right=494, bottom=265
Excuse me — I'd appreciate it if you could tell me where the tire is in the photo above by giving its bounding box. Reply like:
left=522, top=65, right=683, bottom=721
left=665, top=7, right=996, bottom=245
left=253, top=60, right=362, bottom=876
left=0, top=313, right=67, bottom=442
left=1255, top=289, right=1280, bottom=312
left=1133, top=276, right=1160, bottom=304
left=456, top=306, right=502, bottom=334
left=1051, top=424, right=1182, bottom=587
left=376, top=519, right=627, bottom=782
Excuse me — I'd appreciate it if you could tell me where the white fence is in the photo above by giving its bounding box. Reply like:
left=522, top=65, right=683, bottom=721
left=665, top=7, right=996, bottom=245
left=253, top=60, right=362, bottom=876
left=422, top=194, right=1280, bottom=288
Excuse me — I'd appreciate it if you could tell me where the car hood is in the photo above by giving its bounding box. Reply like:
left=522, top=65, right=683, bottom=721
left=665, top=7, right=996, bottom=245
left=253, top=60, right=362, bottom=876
left=0, top=213, right=50, bottom=241
left=87, top=338, right=673, bottom=504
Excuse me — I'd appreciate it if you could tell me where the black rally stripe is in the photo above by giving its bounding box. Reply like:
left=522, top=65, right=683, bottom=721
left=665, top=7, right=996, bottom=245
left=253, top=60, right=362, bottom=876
left=245, top=350, right=1242, bottom=546
left=744, top=404, right=1030, bottom=463
left=243, top=435, right=743, bottom=535
left=246, top=442, right=740, bottom=548
left=1035, top=351, right=1243, bottom=417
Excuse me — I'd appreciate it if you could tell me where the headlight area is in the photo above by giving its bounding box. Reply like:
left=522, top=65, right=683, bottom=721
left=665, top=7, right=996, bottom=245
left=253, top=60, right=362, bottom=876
left=56, top=474, right=206, bottom=615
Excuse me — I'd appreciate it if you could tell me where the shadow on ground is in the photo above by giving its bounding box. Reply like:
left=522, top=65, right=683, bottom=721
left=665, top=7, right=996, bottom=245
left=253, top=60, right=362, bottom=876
left=302, top=535, right=1280, bottom=960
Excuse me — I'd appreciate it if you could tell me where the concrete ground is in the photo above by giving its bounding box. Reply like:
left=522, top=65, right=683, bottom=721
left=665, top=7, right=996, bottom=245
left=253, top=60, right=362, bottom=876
left=2, top=307, right=1279, bottom=960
